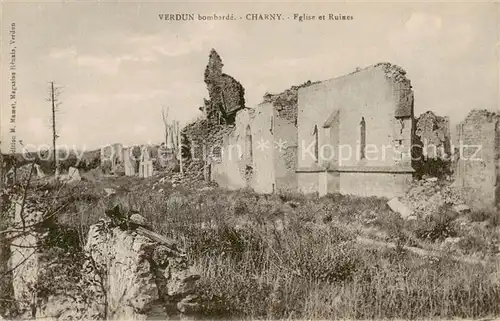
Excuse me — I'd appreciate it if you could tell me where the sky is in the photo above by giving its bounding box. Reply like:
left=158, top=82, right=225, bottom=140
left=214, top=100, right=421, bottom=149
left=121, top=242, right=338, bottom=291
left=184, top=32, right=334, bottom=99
left=1, top=1, right=499, bottom=152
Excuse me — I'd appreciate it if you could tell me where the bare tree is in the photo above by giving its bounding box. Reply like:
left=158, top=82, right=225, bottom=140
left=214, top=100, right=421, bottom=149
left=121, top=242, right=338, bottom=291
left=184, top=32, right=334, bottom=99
left=161, top=106, right=170, bottom=149
left=161, top=107, right=182, bottom=173
left=47, top=82, right=62, bottom=178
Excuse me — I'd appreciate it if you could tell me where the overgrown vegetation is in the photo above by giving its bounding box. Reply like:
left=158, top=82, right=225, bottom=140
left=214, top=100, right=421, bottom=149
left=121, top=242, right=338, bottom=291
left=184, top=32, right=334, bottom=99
left=4, top=176, right=500, bottom=319
left=47, top=178, right=500, bottom=320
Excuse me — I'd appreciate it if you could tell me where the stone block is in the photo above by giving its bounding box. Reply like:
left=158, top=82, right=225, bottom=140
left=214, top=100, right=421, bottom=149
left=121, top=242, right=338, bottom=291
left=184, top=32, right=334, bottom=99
left=388, top=197, right=413, bottom=219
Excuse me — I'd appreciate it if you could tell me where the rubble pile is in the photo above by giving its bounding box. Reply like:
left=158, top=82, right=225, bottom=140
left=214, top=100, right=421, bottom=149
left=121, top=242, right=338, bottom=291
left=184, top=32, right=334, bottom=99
left=401, top=177, right=468, bottom=218
left=152, top=170, right=218, bottom=192
left=262, top=80, right=319, bottom=123
left=375, top=62, right=410, bottom=84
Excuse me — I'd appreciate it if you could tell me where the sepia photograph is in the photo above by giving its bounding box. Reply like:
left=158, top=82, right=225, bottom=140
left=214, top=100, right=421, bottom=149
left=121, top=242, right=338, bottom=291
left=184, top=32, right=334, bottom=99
left=0, top=1, right=499, bottom=320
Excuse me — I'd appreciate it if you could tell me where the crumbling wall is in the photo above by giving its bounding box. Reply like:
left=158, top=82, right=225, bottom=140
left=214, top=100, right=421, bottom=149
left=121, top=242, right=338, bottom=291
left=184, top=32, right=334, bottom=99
left=415, top=111, right=451, bottom=158
left=412, top=111, right=452, bottom=178
left=100, top=144, right=123, bottom=175
left=211, top=109, right=252, bottom=190
left=262, top=81, right=319, bottom=125
left=204, top=49, right=245, bottom=125
left=262, top=82, right=317, bottom=192
left=211, top=107, right=277, bottom=193
left=455, top=109, right=500, bottom=209
left=248, top=105, right=275, bottom=193
left=179, top=49, right=247, bottom=187
left=181, top=118, right=235, bottom=187
left=297, top=63, right=415, bottom=197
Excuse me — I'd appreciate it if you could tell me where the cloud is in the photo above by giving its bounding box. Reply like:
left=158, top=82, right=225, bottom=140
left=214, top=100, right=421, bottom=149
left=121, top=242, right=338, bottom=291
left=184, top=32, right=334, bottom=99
left=49, top=47, right=77, bottom=60
left=389, top=11, right=475, bottom=60
left=126, top=21, right=241, bottom=59
left=47, top=20, right=240, bottom=77
left=405, top=12, right=442, bottom=38
left=48, top=47, right=157, bottom=75
left=67, top=89, right=173, bottom=108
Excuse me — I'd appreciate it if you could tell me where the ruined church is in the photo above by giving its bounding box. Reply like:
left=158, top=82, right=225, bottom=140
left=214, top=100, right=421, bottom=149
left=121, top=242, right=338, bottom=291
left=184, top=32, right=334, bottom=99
left=183, top=50, right=418, bottom=198
left=296, top=63, right=417, bottom=198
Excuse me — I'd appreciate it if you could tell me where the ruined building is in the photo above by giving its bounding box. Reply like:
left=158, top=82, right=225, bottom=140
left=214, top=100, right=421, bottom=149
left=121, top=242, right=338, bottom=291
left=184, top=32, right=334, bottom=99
left=411, top=110, right=453, bottom=178
left=180, top=50, right=245, bottom=186
left=182, top=54, right=421, bottom=197
left=182, top=49, right=303, bottom=193
left=296, top=63, right=416, bottom=198
left=455, top=109, right=500, bottom=210
left=203, top=49, right=246, bottom=125
left=211, top=83, right=312, bottom=193
left=415, top=111, right=451, bottom=159
left=100, top=143, right=123, bottom=173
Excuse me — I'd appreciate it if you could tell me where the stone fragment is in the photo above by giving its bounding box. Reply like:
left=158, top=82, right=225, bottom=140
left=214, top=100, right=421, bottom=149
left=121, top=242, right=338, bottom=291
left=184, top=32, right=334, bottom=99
left=129, top=213, right=151, bottom=229
left=177, top=294, right=199, bottom=314
left=166, top=269, right=201, bottom=297
left=388, top=197, right=413, bottom=219
left=452, top=204, right=471, bottom=214
left=67, top=167, right=81, bottom=183
left=104, top=187, right=116, bottom=196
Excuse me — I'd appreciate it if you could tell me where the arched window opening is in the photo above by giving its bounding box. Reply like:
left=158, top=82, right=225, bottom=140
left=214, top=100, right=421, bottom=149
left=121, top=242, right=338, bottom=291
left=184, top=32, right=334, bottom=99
left=360, top=117, right=366, bottom=160
left=245, top=125, right=253, bottom=164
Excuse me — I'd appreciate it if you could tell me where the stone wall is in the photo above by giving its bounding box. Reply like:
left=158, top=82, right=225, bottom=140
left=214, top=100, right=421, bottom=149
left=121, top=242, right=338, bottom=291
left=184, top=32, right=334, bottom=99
left=455, top=109, right=500, bottom=210
left=211, top=81, right=314, bottom=194
left=339, top=171, right=413, bottom=198
left=296, top=63, right=415, bottom=197
left=263, top=82, right=317, bottom=192
left=249, top=104, right=275, bottom=193
left=211, top=106, right=277, bottom=193
left=181, top=118, right=235, bottom=186
left=179, top=49, right=248, bottom=187
left=100, top=143, right=124, bottom=173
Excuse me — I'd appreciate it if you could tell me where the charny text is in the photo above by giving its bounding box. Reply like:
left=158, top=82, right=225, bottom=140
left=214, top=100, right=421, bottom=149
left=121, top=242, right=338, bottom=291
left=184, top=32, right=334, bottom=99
left=245, top=13, right=283, bottom=21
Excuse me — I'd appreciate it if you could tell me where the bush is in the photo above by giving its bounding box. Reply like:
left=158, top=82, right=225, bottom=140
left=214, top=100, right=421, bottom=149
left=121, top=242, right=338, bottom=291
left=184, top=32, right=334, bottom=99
left=469, top=209, right=500, bottom=227
left=414, top=205, right=458, bottom=242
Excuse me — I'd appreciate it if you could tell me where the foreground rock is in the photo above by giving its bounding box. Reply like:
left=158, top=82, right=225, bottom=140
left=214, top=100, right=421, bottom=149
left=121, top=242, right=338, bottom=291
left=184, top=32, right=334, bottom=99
left=4, top=192, right=200, bottom=320
left=82, top=220, right=200, bottom=320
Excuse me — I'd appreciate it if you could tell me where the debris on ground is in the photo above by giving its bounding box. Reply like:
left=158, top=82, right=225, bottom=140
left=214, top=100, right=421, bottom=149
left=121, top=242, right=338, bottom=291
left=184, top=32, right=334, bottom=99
left=387, top=197, right=413, bottom=219
left=104, top=188, right=117, bottom=196
left=401, top=177, right=468, bottom=218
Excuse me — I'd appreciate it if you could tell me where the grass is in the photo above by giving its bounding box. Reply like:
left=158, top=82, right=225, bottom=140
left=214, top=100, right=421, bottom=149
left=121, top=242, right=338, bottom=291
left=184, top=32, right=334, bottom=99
left=12, top=177, right=500, bottom=320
